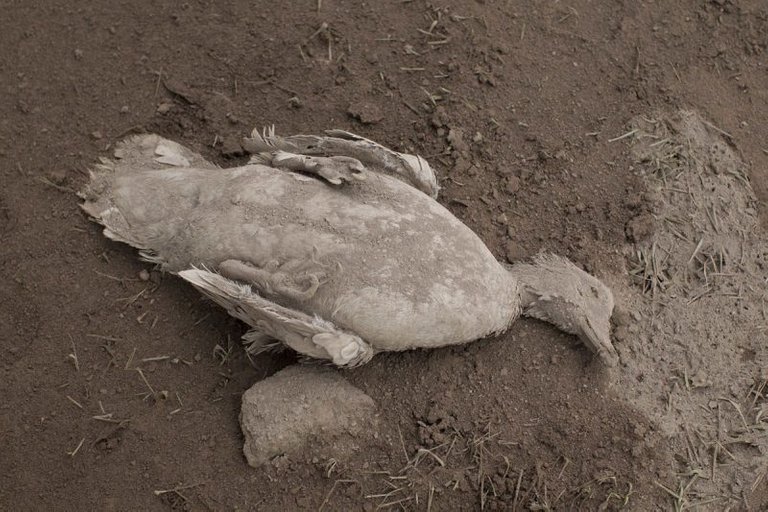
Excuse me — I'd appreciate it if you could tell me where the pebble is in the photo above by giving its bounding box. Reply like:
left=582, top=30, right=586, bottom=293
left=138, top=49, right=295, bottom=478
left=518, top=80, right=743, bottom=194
left=156, top=102, right=173, bottom=114
left=505, top=176, right=521, bottom=194
left=138, top=269, right=150, bottom=281
left=505, top=240, right=525, bottom=263
left=221, top=137, right=245, bottom=158
left=347, top=101, right=383, bottom=125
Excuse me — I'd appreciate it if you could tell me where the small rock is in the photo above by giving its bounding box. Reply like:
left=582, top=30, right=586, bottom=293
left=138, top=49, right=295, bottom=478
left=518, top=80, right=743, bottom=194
left=504, top=240, right=525, bottom=263
left=240, top=365, right=377, bottom=467
left=156, top=102, right=173, bottom=114
left=149, top=270, right=162, bottom=285
left=691, top=371, right=711, bottom=388
left=430, top=106, right=449, bottom=129
left=613, top=325, right=632, bottom=344
left=505, top=176, right=520, bottom=194
left=452, top=156, right=472, bottom=174
left=48, top=169, right=68, bottom=185
left=220, top=137, right=244, bottom=158
left=119, top=105, right=129, bottom=114
left=138, top=269, right=150, bottom=281
left=347, top=101, right=383, bottom=125
left=74, top=49, right=83, bottom=59
left=612, top=307, right=632, bottom=328
left=90, top=130, right=104, bottom=140
left=426, top=405, right=447, bottom=425
left=287, top=96, right=302, bottom=109
left=446, top=128, right=470, bottom=154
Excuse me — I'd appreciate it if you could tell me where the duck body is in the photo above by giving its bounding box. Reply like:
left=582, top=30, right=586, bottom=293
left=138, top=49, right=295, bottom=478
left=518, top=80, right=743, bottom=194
left=94, top=159, right=517, bottom=350
left=82, top=131, right=616, bottom=367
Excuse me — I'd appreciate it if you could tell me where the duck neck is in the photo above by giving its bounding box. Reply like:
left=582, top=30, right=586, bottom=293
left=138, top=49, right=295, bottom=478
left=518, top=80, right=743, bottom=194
left=504, top=262, right=576, bottom=335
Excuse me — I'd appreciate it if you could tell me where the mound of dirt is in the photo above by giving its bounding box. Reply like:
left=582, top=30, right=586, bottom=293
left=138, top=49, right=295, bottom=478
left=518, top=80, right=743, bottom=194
left=611, top=110, right=768, bottom=509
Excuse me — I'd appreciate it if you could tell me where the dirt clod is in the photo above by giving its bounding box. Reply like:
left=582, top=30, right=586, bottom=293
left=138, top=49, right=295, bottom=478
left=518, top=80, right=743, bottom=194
left=347, top=101, right=383, bottom=125
left=240, top=365, right=377, bottom=467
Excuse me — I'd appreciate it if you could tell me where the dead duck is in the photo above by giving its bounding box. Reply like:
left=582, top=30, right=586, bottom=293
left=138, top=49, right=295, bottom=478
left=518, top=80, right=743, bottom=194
left=80, top=129, right=618, bottom=367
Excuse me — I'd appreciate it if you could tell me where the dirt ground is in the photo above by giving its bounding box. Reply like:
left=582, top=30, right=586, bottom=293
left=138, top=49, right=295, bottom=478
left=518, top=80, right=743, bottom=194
left=2, top=0, right=767, bottom=510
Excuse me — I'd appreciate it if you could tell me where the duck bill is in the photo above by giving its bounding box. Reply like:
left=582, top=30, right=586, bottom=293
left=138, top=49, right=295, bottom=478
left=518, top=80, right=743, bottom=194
left=577, top=318, right=619, bottom=367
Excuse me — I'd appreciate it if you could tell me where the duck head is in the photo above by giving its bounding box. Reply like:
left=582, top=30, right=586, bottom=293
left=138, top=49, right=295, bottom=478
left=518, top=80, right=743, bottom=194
left=508, top=253, right=618, bottom=366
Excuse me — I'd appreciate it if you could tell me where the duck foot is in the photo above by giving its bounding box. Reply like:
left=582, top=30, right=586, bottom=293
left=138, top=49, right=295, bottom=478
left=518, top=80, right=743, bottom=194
left=261, top=151, right=367, bottom=186
left=243, top=126, right=438, bottom=197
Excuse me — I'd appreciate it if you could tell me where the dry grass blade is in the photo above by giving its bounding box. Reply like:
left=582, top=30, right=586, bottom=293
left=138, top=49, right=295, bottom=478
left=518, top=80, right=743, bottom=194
left=67, top=437, right=85, bottom=457
left=629, top=242, right=671, bottom=296
left=213, top=338, right=234, bottom=365
left=318, top=479, right=359, bottom=511
left=607, top=129, right=638, bottom=142
left=67, top=335, right=80, bottom=371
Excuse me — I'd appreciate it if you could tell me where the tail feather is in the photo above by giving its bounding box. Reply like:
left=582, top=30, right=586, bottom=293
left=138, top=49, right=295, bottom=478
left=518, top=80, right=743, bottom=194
left=79, top=134, right=216, bottom=254
left=178, top=268, right=374, bottom=366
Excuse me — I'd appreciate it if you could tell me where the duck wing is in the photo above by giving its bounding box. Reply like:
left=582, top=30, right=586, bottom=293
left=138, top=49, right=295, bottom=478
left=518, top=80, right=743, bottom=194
left=178, top=267, right=373, bottom=367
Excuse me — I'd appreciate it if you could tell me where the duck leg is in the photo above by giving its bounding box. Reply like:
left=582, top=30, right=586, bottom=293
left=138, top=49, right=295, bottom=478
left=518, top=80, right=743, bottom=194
left=178, top=268, right=373, bottom=367
left=243, top=127, right=439, bottom=198
left=219, top=258, right=328, bottom=303
left=259, top=150, right=367, bottom=186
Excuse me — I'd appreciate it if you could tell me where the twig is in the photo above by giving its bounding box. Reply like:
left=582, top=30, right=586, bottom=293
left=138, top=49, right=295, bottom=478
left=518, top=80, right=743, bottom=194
left=67, top=336, right=80, bottom=371
left=397, top=425, right=409, bottom=463
left=66, top=395, right=84, bottom=409
left=701, top=119, right=733, bottom=140
left=319, top=479, right=359, bottom=511
left=153, top=482, right=205, bottom=496
left=141, top=356, right=170, bottom=363
left=87, top=333, right=121, bottom=342
left=37, top=176, right=75, bottom=193
left=136, top=368, right=156, bottom=396
left=125, top=347, right=136, bottom=370
left=68, top=438, right=85, bottom=457
left=607, top=129, right=638, bottom=143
